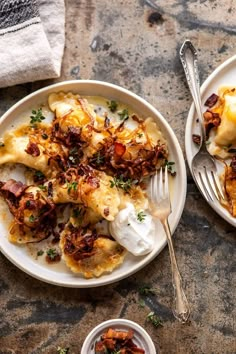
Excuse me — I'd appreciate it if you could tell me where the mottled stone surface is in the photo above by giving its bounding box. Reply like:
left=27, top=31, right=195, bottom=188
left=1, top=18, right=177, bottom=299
left=0, top=1, right=236, bottom=353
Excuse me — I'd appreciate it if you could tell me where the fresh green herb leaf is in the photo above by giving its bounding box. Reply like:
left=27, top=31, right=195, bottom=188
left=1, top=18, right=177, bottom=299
left=110, top=176, right=137, bottom=193
left=0, top=142, right=5, bottom=147
left=67, top=181, right=78, bottom=194
left=38, top=185, right=47, bottom=191
left=46, top=248, right=59, bottom=260
left=139, top=286, right=156, bottom=296
left=146, top=311, right=163, bottom=327
left=57, top=347, right=69, bottom=354
left=138, top=299, right=145, bottom=308
left=118, top=108, right=129, bottom=121
left=164, top=160, right=176, bottom=175
left=90, top=152, right=105, bottom=166
left=107, top=100, right=118, bottom=113
left=30, top=108, right=45, bottom=128
left=37, top=250, right=44, bottom=256
left=29, top=214, right=37, bottom=223
left=137, top=133, right=143, bottom=138
left=26, top=200, right=31, bottom=208
left=137, top=211, right=146, bottom=223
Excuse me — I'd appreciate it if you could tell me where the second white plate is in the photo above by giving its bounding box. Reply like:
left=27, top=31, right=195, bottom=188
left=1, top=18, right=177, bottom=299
left=185, top=54, right=236, bottom=227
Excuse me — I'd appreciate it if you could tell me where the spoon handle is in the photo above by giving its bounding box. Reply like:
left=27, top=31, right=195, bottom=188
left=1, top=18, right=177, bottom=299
left=179, top=40, right=206, bottom=144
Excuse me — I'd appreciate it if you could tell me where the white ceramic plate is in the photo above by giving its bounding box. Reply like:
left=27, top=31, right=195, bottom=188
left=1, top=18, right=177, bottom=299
left=185, top=55, right=236, bottom=227
left=0, top=80, right=186, bottom=287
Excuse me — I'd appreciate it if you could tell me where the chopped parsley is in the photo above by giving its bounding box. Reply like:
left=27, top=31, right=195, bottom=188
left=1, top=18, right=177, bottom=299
left=67, top=181, right=78, bottom=194
left=137, top=211, right=146, bottom=223
left=29, top=214, right=37, bottom=223
left=139, top=286, right=156, bottom=296
left=30, top=108, right=45, bottom=128
left=107, top=100, right=118, bottom=112
left=110, top=176, right=137, bottom=193
left=164, top=160, right=176, bottom=175
left=38, top=185, right=47, bottom=191
left=37, top=250, right=44, bottom=256
left=46, top=248, right=59, bottom=260
left=118, top=108, right=129, bottom=121
left=90, top=151, right=105, bottom=166
left=57, top=347, right=69, bottom=354
left=146, top=311, right=163, bottom=327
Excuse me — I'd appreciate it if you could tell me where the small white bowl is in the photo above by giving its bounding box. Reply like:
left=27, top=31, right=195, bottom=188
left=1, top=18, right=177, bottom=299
left=81, top=318, right=156, bottom=354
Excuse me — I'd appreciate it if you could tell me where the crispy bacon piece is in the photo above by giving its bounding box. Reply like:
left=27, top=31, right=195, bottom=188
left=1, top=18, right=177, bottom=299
left=25, top=142, right=40, bottom=157
left=1, top=179, right=27, bottom=197
left=203, top=110, right=221, bottom=137
left=204, top=93, right=219, bottom=108
left=96, top=328, right=145, bottom=354
left=64, top=226, right=98, bottom=260
left=114, top=142, right=126, bottom=157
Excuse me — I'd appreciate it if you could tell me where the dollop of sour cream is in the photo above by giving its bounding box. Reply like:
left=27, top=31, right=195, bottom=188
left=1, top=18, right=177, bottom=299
left=109, top=203, right=155, bottom=256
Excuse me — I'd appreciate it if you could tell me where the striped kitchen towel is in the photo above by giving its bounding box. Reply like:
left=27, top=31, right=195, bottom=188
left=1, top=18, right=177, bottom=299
left=0, top=0, right=65, bottom=88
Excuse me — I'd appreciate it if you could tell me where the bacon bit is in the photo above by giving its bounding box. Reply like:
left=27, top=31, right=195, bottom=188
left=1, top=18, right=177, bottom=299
left=114, top=142, right=126, bottom=157
left=47, top=181, right=53, bottom=197
left=103, top=207, right=109, bottom=217
left=25, top=142, right=40, bottom=157
left=104, top=115, right=110, bottom=128
left=64, top=227, right=98, bottom=261
left=204, top=93, right=219, bottom=108
left=230, top=156, right=236, bottom=173
left=203, top=110, right=221, bottom=136
left=87, top=175, right=100, bottom=188
left=192, top=134, right=201, bottom=145
left=97, top=328, right=145, bottom=354
left=1, top=179, right=27, bottom=197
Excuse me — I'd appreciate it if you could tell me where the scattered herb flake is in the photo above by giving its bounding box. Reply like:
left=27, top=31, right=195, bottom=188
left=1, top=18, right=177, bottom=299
left=57, top=347, right=69, bottom=354
left=107, top=100, right=118, bottom=112
left=67, top=181, right=78, bottom=194
left=110, top=176, right=137, bottom=193
left=164, top=160, right=176, bottom=175
left=139, top=286, right=156, bottom=296
left=37, top=250, right=44, bottom=256
left=91, top=151, right=105, bottom=166
left=137, top=133, right=143, bottom=138
left=118, top=108, right=129, bottom=121
left=29, top=214, right=37, bottom=223
left=137, top=211, right=146, bottom=223
left=38, top=185, right=47, bottom=191
left=147, top=311, right=163, bottom=327
left=30, top=108, right=45, bottom=128
left=46, top=248, right=59, bottom=261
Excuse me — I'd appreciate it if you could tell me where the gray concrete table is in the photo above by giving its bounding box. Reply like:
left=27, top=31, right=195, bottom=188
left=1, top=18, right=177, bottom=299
left=0, top=1, right=235, bottom=353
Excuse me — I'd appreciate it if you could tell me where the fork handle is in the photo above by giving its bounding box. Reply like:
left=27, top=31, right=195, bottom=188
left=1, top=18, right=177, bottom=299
left=179, top=40, right=207, bottom=145
left=162, top=218, right=190, bottom=323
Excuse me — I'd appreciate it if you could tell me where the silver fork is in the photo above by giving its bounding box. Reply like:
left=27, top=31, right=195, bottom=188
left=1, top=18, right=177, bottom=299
left=179, top=39, right=226, bottom=203
left=150, top=166, right=190, bottom=323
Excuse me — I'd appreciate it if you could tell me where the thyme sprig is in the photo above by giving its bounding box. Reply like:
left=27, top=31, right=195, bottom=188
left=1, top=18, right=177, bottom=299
left=137, top=211, right=146, bottom=223
left=30, top=108, right=45, bottom=128
left=146, top=311, right=163, bottom=327
left=110, top=176, right=137, bottom=193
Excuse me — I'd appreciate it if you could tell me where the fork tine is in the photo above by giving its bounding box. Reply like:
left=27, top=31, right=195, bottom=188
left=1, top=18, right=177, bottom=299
left=164, top=165, right=168, bottom=198
left=204, top=168, right=220, bottom=201
left=211, top=172, right=226, bottom=201
left=196, top=171, right=213, bottom=202
left=159, top=167, right=163, bottom=199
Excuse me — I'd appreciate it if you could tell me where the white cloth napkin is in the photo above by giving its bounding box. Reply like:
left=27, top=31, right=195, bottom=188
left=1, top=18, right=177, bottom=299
left=0, top=0, right=65, bottom=88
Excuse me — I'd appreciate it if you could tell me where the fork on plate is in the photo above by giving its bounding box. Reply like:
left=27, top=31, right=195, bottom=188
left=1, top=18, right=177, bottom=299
left=179, top=39, right=226, bottom=202
left=150, top=166, right=190, bottom=323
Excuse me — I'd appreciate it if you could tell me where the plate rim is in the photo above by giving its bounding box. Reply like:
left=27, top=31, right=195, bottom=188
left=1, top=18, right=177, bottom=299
left=0, top=80, right=187, bottom=287
left=185, top=54, right=236, bottom=227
